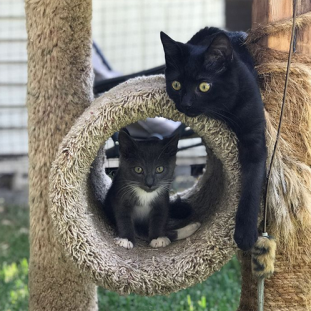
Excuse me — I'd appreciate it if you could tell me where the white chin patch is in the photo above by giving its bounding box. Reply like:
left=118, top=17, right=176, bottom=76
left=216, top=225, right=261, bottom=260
left=114, top=238, right=134, bottom=249
left=150, top=237, right=171, bottom=248
left=134, top=187, right=160, bottom=206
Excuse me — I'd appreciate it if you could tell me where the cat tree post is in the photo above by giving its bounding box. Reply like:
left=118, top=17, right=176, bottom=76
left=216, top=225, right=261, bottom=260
left=25, top=0, right=97, bottom=310
left=238, top=0, right=311, bottom=310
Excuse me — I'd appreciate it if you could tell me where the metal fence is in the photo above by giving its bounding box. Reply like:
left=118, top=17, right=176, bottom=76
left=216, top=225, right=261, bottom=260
left=92, top=0, right=225, bottom=74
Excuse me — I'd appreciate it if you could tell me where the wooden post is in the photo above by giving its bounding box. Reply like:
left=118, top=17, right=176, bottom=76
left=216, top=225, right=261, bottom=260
left=296, top=0, right=311, bottom=54
left=252, top=0, right=311, bottom=54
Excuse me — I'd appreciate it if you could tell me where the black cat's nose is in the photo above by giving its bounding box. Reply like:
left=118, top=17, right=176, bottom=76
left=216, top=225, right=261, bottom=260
left=181, top=93, right=192, bottom=109
left=145, top=176, right=154, bottom=188
left=181, top=101, right=192, bottom=109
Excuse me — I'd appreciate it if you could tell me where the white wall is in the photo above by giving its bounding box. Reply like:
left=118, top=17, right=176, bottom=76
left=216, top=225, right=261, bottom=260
left=0, top=0, right=28, bottom=155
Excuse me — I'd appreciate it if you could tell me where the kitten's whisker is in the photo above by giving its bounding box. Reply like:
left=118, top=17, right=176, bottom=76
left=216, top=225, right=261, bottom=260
left=118, top=184, right=137, bottom=198
left=120, top=185, right=137, bottom=200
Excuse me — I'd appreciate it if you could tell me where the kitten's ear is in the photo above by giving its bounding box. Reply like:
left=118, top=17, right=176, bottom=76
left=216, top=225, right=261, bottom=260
left=118, top=128, right=136, bottom=158
left=160, top=32, right=183, bottom=67
left=204, top=33, right=233, bottom=69
left=163, top=134, right=179, bottom=156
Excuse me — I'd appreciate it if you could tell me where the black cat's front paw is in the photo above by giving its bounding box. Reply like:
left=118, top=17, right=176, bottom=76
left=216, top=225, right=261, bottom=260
left=234, top=222, right=258, bottom=251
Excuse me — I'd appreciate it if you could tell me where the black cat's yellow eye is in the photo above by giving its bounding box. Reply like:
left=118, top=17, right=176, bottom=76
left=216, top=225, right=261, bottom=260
left=199, top=82, right=211, bottom=92
left=172, top=81, right=181, bottom=91
left=134, top=167, right=143, bottom=174
left=156, top=166, right=164, bottom=174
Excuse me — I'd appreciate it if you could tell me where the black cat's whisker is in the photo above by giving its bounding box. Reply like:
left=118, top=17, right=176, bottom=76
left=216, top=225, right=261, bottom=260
left=208, top=109, right=241, bottom=130
left=206, top=110, right=229, bottom=126
left=216, top=105, right=242, bottom=129
left=209, top=108, right=236, bottom=122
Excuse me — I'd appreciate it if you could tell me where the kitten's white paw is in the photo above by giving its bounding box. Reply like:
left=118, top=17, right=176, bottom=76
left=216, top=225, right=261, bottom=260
left=150, top=237, right=171, bottom=248
left=114, top=238, right=134, bottom=249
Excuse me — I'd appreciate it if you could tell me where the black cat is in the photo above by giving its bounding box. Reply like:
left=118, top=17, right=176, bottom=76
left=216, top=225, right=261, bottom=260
left=160, top=27, right=267, bottom=251
left=100, top=129, right=200, bottom=249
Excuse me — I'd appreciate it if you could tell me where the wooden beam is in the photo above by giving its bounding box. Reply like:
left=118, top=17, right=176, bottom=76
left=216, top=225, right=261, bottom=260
left=296, top=0, right=311, bottom=54
left=252, top=0, right=311, bottom=55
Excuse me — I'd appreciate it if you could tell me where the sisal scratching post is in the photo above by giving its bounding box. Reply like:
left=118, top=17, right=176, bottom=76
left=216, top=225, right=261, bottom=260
left=25, top=0, right=97, bottom=310
left=49, top=75, right=241, bottom=295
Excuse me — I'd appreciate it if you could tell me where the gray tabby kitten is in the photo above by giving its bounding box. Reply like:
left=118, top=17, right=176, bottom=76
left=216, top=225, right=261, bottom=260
left=97, top=128, right=200, bottom=249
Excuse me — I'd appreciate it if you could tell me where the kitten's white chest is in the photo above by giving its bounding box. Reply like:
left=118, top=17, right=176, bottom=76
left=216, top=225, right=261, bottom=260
left=133, top=204, right=152, bottom=220
left=133, top=187, right=159, bottom=220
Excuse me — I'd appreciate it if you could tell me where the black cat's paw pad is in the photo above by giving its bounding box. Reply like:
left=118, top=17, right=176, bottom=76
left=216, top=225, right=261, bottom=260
left=251, top=236, right=276, bottom=278
left=234, top=226, right=258, bottom=251
left=150, top=237, right=171, bottom=248
left=114, top=238, right=134, bottom=249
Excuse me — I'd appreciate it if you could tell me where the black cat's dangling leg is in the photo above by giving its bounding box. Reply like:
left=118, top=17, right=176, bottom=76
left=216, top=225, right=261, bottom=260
left=234, top=133, right=267, bottom=251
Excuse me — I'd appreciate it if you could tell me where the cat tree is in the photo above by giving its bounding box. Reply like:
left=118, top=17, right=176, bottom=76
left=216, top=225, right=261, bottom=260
left=26, top=0, right=311, bottom=310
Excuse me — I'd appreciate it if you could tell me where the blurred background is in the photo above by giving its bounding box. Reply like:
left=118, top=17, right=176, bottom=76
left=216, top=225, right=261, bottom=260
left=0, top=0, right=252, bottom=206
left=0, top=1, right=252, bottom=310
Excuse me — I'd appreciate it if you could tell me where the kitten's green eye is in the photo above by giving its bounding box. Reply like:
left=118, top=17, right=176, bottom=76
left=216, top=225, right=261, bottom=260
left=156, top=166, right=164, bottom=174
left=172, top=81, right=181, bottom=91
left=199, top=82, right=211, bottom=92
left=134, top=167, right=143, bottom=174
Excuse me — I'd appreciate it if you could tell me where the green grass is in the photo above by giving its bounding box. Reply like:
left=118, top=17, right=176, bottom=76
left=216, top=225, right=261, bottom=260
left=0, top=203, right=29, bottom=311
left=0, top=203, right=241, bottom=311
left=98, top=258, right=241, bottom=311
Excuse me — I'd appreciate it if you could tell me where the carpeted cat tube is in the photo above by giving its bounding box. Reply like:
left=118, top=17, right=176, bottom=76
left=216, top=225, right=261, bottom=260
left=49, top=75, right=241, bottom=295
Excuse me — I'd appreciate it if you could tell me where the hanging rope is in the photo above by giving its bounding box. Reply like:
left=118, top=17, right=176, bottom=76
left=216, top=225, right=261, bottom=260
left=256, top=2, right=298, bottom=311
left=262, top=0, right=298, bottom=234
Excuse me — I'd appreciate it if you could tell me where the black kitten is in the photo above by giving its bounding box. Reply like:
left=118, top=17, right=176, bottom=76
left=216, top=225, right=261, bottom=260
left=160, top=27, right=267, bottom=251
left=102, top=129, right=200, bottom=249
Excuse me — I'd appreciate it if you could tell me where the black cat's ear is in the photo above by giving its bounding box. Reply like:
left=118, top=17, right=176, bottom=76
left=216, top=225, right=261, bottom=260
left=160, top=32, right=183, bottom=67
left=162, top=134, right=179, bottom=156
left=204, top=33, right=233, bottom=69
left=118, top=128, right=137, bottom=158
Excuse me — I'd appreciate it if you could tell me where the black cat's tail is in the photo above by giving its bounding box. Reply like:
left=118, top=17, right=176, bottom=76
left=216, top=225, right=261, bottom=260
left=169, top=196, right=193, bottom=219
left=167, top=196, right=200, bottom=240
left=166, top=222, right=201, bottom=241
